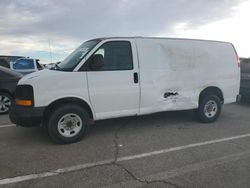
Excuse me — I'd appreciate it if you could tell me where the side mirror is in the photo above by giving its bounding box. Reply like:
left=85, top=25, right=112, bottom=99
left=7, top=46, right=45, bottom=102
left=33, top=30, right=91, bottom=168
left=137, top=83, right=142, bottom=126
left=91, top=54, right=104, bottom=70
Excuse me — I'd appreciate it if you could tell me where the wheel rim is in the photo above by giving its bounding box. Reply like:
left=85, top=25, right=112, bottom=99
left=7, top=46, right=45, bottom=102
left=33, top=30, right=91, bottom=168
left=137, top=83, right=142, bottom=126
left=0, top=95, right=11, bottom=113
left=204, top=100, right=218, bottom=118
left=57, top=113, right=83, bottom=138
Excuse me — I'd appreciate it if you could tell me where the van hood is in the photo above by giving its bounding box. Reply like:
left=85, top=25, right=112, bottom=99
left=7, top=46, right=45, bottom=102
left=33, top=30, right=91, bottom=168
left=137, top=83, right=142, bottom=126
left=18, top=69, right=65, bottom=85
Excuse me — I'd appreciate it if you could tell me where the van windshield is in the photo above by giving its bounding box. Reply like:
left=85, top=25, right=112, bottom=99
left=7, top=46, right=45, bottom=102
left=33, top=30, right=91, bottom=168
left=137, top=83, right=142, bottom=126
left=57, top=40, right=100, bottom=71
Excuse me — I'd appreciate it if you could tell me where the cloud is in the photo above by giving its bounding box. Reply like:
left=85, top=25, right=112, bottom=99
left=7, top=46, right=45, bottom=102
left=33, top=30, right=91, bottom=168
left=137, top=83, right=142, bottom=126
left=164, top=0, right=250, bottom=57
left=0, top=0, right=246, bottom=62
left=1, top=0, right=244, bottom=37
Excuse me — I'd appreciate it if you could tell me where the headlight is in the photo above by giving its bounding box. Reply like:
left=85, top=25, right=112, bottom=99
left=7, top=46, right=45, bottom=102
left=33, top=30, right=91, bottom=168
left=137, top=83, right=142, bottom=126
left=15, top=85, right=34, bottom=107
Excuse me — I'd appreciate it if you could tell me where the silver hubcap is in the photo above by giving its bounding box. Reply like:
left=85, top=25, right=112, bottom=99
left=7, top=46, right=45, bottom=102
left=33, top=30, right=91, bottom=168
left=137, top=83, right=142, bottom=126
left=0, top=95, right=11, bottom=113
left=57, top=113, right=82, bottom=138
left=204, top=100, right=218, bottom=118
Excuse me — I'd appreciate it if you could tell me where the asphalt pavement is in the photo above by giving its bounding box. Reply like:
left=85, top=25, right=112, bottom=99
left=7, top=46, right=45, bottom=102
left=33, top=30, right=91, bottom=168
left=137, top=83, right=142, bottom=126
left=1, top=102, right=250, bottom=188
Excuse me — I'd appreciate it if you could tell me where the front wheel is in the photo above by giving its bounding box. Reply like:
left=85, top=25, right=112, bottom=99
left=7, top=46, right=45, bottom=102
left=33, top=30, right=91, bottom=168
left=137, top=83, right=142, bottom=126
left=47, top=104, right=90, bottom=144
left=196, top=95, right=222, bottom=123
left=0, top=92, right=13, bottom=114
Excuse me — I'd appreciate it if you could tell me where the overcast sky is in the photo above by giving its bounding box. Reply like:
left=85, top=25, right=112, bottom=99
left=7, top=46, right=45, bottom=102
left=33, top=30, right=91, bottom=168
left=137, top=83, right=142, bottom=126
left=0, top=0, right=249, bottom=63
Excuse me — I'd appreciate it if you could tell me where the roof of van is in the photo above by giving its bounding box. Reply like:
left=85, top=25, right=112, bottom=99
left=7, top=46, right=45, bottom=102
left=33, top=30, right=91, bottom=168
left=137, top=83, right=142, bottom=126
left=93, top=37, right=232, bottom=45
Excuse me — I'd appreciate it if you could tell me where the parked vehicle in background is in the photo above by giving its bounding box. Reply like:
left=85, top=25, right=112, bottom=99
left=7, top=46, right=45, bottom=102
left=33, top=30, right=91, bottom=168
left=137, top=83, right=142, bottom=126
left=44, top=62, right=61, bottom=70
left=240, top=58, right=250, bottom=101
left=0, top=55, right=24, bottom=65
left=0, top=56, right=43, bottom=75
left=9, top=37, right=240, bottom=144
left=44, top=63, right=56, bottom=69
left=0, top=66, right=23, bottom=114
left=10, top=58, right=43, bottom=74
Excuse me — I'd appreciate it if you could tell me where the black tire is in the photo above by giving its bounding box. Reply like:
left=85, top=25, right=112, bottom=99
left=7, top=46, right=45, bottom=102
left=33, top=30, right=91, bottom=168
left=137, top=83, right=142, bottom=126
left=196, top=95, right=222, bottom=123
left=47, top=104, right=90, bottom=144
left=0, top=92, right=13, bottom=114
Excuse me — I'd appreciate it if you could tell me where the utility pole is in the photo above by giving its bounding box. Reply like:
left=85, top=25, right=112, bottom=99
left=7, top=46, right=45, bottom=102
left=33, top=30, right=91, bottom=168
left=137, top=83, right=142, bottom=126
left=49, top=40, right=53, bottom=63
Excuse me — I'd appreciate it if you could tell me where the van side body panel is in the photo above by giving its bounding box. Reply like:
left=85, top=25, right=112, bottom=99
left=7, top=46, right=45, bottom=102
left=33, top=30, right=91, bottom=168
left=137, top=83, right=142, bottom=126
left=18, top=70, right=95, bottom=119
left=191, top=40, right=240, bottom=104
left=85, top=39, right=140, bottom=120
left=136, top=38, right=240, bottom=115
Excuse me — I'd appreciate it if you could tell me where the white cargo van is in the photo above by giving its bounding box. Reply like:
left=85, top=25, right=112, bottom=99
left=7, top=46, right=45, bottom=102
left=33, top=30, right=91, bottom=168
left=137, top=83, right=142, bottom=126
left=9, top=37, right=240, bottom=144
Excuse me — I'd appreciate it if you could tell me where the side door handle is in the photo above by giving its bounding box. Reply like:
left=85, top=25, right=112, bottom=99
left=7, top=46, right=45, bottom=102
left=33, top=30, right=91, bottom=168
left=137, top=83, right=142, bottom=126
left=134, top=72, right=139, bottom=84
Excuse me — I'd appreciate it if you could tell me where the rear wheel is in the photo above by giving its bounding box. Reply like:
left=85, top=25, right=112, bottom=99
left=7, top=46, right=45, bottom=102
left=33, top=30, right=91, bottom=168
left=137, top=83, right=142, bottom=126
left=47, top=104, right=90, bottom=144
left=0, top=92, right=12, bottom=114
left=196, top=95, right=222, bottom=123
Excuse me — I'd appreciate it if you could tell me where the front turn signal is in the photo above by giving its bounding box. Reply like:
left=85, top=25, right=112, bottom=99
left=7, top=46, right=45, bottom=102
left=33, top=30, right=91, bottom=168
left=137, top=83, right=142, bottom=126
left=16, top=100, right=33, bottom=106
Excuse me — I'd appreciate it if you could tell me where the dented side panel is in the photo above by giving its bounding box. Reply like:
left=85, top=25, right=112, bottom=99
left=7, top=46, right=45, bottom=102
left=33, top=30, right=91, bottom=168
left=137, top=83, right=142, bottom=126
left=136, top=38, right=240, bottom=115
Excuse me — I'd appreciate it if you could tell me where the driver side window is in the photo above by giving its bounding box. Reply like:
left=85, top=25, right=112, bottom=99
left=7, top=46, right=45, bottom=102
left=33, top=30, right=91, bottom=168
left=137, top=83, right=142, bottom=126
left=83, top=41, right=133, bottom=71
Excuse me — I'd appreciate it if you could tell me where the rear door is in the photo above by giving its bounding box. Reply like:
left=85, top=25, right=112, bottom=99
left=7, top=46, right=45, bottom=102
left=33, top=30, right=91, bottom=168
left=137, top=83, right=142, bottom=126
left=86, top=40, right=140, bottom=120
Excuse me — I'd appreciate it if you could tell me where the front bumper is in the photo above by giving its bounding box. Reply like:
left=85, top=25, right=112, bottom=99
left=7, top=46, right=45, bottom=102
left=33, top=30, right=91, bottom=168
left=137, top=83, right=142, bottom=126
left=9, top=105, right=45, bottom=127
